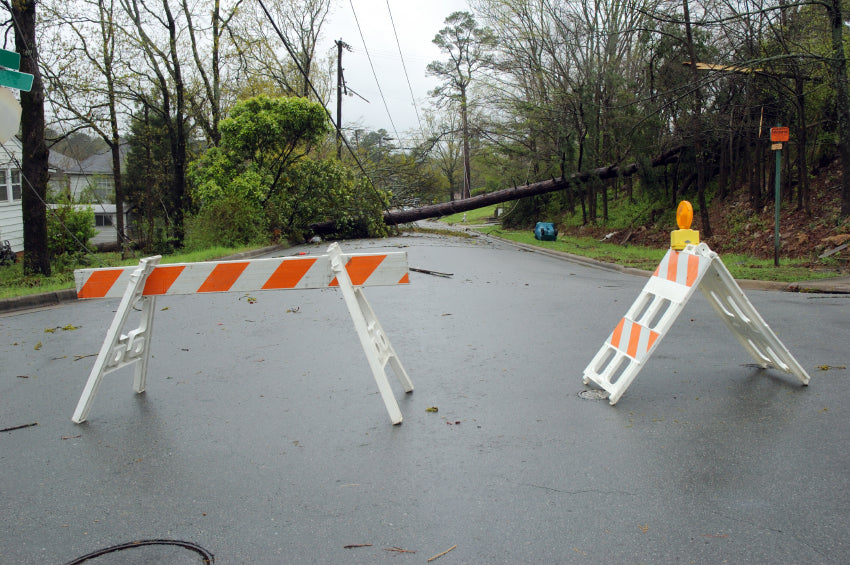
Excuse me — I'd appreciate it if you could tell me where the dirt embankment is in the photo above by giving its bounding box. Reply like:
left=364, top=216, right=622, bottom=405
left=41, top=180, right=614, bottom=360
left=559, top=160, right=850, bottom=269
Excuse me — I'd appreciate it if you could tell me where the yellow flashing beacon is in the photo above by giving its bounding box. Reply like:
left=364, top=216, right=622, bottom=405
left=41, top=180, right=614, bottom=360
left=671, top=200, right=700, bottom=251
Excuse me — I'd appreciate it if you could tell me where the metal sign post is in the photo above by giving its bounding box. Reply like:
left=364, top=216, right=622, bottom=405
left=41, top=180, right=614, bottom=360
left=770, top=126, right=789, bottom=267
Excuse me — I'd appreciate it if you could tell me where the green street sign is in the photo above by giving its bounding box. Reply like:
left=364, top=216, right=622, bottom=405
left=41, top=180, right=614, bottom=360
left=0, top=49, right=21, bottom=70
left=0, top=69, right=33, bottom=91
left=0, top=48, right=33, bottom=92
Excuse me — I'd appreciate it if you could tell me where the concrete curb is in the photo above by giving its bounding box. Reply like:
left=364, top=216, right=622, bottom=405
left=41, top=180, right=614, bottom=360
left=0, top=244, right=289, bottom=315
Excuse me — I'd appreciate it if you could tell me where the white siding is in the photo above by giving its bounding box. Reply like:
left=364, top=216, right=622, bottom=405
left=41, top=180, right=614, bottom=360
left=0, top=138, right=23, bottom=252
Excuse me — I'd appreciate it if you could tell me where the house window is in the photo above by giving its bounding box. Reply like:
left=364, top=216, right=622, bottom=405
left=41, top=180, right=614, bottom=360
left=0, top=170, right=7, bottom=201
left=11, top=169, right=21, bottom=200
left=91, top=176, right=113, bottom=202
left=95, top=214, right=113, bottom=227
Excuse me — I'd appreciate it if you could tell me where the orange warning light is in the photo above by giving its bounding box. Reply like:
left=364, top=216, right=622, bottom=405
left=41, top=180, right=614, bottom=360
left=676, top=200, right=693, bottom=230
left=671, top=200, right=699, bottom=250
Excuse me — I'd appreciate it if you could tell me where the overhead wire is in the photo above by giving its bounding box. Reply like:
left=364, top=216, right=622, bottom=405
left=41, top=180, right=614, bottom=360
left=347, top=0, right=401, bottom=144
left=384, top=0, right=426, bottom=141
left=257, top=0, right=398, bottom=230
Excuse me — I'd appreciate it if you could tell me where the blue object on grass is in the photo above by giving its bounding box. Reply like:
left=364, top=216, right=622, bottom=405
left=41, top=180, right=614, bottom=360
left=534, top=222, right=558, bottom=241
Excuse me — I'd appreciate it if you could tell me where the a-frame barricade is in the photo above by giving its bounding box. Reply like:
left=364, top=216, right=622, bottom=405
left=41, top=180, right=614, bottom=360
left=72, top=243, right=413, bottom=425
left=582, top=242, right=810, bottom=405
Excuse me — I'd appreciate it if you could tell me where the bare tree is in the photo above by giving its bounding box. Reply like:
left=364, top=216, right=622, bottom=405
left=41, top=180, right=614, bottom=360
left=180, top=0, right=244, bottom=146
left=119, top=0, right=190, bottom=245
left=42, top=0, right=130, bottom=253
left=231, top=0, right=331, bottom=101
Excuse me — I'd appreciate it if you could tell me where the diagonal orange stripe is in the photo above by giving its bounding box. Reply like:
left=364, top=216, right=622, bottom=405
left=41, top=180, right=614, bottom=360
left=610, top=318, right=626, bottom=348
left=346, top=255, right=386, bottom=285
left=666, top=251, right=679, bottom=283
left=646, top=330, right=660, bottom=352
left=329, top=255, right=386, bottom=286
left=143, top=265, right=185, bottom=295
left=685, top=254, right=700, bottom=287
left=197, top=262, right=249, bottom=293
left=78, top=269, right=123, bottom=298
left=398, top=273, right=409, bottom=284
left=262, top=258, right=317, bottom=289
left=627, top=323, right=642, bottom=358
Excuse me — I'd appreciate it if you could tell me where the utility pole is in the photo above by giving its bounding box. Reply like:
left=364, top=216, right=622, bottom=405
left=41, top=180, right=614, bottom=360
left=335, top=39, right=351, bottom=160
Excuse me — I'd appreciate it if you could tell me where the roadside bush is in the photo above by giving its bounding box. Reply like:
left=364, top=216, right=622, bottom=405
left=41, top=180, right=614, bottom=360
left=265, top=159, right=388, bottom=241
left=185, top=195, right=269, bottom=250
left=47, top=197, right=97, bottom=259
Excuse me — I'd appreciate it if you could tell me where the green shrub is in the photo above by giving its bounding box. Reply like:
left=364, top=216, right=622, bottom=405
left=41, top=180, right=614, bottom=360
left=185, top=195, right=269, bottom=250
left=47, top=197, right=97, bottom=259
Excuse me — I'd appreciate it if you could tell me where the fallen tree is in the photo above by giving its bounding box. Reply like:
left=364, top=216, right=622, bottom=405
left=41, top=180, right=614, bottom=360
left=309, top=146, right=683, bottom=235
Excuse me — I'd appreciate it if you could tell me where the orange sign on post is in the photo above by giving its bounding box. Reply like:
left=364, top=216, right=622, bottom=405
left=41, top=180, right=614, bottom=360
left=770, top=126, right=790, bottom=142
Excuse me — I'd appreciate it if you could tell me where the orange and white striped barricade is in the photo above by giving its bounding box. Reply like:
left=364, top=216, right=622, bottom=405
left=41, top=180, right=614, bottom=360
left=583, top=242, right=810, bottom=405
left=71, top=243, right=414, bottom=425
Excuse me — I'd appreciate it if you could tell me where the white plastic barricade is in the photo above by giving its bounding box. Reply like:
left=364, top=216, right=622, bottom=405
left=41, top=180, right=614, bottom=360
left=583, top=242, right=810, bottom=404
left=72, top=243, right=414, bottom=425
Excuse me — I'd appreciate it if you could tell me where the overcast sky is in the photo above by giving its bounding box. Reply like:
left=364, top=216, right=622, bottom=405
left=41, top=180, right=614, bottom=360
left=319, top=0, right=471, bottom=147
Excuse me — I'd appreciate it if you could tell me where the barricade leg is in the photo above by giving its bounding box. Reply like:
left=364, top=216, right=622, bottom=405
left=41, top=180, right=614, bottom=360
left=583, top=281, right=691, bottom=404
left=583, top=246, right=710, bottom=404
left=328, top=243, right=413, bottom=424
left=698, top=257, right=810, bottom=385
left=72, top=257, right=160, bottom=423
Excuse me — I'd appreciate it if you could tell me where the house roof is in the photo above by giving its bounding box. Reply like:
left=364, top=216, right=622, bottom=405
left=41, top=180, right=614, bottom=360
left=48, top=149, right=82, bottom=173
left=78, top=144, right=129, bottom=174
left=49, top=143, right=129, bottom=176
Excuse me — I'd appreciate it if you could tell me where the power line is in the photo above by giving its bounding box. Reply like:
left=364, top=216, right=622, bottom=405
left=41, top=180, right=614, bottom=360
left=384, top=0, right=425, bottom=138
left=257, top=0, right=397, bottom=229
left=347, top=0, right=401, bottom=144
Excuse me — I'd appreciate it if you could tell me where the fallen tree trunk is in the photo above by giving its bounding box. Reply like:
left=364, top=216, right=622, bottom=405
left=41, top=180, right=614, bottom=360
left=309, top=146, right=683, bottom=235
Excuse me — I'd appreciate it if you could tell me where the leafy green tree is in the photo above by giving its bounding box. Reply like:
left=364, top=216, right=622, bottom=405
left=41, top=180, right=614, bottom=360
left=189, top=95, right=331, bottom=207
left=427, top=11, right=495, bottom=199
left=124, top=103, right=176, bottom=252
left=189, top=95, right=386, bottom=241
left=265, top=158, right=388, bottom=241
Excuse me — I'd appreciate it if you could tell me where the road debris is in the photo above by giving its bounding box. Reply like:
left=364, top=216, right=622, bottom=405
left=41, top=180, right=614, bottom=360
left=1, top=422, right=38, bottom=433
left=427, top=544, right=457, bottom=562
left=411, top=267, right=453, bottom=278
left=384, top=547, right=415, bottom=554
left=343, top=543, right=372, bottom=549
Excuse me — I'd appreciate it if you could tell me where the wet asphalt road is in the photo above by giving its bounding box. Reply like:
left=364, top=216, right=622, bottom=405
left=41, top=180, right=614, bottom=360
left=1, top=231, right=849, bottom=564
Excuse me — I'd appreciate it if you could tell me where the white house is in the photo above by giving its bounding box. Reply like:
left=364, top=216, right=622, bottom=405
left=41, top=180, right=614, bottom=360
left=0, top=139, right=131, bottom=254
left=46, top=202, right=129, bottom=247
left=0, top=136, right=23, bottom=252
left=49, top=144, right=129, bottom=202
left=49, top=145, right=131, bottom=249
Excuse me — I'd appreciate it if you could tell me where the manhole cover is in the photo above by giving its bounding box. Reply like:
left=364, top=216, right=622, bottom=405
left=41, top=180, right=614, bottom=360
left=577, top=389, right=610, bottom=401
